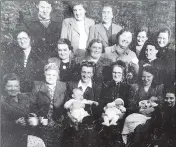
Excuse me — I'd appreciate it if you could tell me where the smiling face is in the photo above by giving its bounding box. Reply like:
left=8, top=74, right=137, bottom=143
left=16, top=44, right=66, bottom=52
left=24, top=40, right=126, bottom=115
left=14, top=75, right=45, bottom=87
left=118, top=31, right=132, bottom=49
left=73, top=4, right=86, bottom=21
left=112, top=66, right=123, bottom=83
left=17, top=32, right=31, bottom=50
left=45, top=69, right=58, bottom=85
left=89, top=42, right=103, bottom=59
left=164, top=93, right=175, bottom=107
left=38, top=1, right=52, bottom=19
left=5, top=80, right=20, bottom=97
left=102, top=6, right=113, bottom=24
left=142, top=71, right=154, bottom=86
left=81, top=66, right=93, bottom=83
left=57, top=44, right=71, bottom=61
left=137, top=31, right=148, bottom=46
left=72, top=89, right=84, bottom=101
left=145, top=45, right=158, bottom=60
left=157, top=32, right=169, bottom=48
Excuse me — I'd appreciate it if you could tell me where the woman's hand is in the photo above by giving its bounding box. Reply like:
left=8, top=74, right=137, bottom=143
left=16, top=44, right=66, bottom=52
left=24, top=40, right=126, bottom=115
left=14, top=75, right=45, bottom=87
left=15, top=117, right=26, bottom=126
left=149, top=96, right=158, bottom=102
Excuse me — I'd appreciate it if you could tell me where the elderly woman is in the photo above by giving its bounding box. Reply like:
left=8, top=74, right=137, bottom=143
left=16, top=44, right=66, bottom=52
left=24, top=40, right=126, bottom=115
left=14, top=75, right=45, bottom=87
left=98, top=61, right=131, bottom=147
left=75, top=39, right=112, bottom=82
left=63, top=61, right=102, bottom=147
left=1, top=73, right=35, bottom=147
left=31, top=62, right=66, bottom=147
left=2, top=29, right=45, bottom=92
left=156, top=27, right=175, bottom=87
left=61, top=2, right=95, bottom=57
left=104, top=28, right=139, bottom=84
left=129, top=86, right=176, bottom=147
left=48, top=38, right=77, bottom=82
left=132, top=26, right=149, bottom=60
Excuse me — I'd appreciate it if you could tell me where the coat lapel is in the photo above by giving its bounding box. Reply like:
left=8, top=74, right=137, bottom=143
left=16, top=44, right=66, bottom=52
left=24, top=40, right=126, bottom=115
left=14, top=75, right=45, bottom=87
left=96, top=23, right=108, bottom=44
left=70, top=18, right=80, bottom=34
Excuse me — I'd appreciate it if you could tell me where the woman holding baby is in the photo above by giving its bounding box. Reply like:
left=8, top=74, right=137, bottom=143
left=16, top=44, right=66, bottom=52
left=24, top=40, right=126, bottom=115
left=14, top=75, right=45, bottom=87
left=122, top=65, right=164, bottom=145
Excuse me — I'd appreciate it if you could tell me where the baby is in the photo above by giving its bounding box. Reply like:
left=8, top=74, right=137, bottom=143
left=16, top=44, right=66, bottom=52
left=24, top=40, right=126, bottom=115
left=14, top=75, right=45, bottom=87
left=139, top=99, right=158, bottom=114
left=64, top=88, right=99, bottom=123
left=102, top=98, right=126, bottom=126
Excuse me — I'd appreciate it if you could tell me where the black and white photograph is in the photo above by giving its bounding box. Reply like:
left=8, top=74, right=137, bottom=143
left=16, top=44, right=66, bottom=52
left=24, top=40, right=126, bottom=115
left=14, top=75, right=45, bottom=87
left=1, top=1, right=175, bottom=147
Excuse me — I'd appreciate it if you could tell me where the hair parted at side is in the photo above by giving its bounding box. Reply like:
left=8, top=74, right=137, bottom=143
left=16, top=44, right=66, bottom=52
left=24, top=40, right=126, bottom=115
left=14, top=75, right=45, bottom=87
left=157, top=27, right=171, bottom=39
left=57, top=38, right=73, bottom=51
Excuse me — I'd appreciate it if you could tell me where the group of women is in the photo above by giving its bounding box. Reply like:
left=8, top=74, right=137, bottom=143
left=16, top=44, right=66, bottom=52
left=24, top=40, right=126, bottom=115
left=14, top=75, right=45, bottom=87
left=1, top=2, right=175, bottom=147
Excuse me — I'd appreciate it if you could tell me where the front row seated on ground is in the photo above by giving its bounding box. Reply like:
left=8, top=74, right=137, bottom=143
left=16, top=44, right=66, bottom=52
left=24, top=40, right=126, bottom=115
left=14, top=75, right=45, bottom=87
left=102, top=98, right=126, bottom=126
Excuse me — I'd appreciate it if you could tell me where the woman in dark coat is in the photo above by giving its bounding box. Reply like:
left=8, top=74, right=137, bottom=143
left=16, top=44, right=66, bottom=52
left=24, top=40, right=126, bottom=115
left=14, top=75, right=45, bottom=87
left=31, top=62, right=67, bottom=147
left=1, top=73, right=32, bottom=147
left=98, top=61, right=132, bottom=147
left=130, top=86, right=176, bottom=147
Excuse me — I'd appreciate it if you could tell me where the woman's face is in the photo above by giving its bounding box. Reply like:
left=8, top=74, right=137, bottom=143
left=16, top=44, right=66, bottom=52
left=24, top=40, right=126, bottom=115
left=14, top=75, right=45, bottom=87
left=142, top=71, right=154, bottom=86
left=89, top=42, right=103, bottom=59
left=17, top=32, right=31, bottom=49
left=45, top=69, right=58, bottom=85
left=157, top=32, right=169, bottom=48
left=4, top=80, right=20, bottom=97
left=73, top=4, right=86, bottom=21
left=112, top=66, right=123, bottom=83
left=145, top=45, right=158, bottom=60
left=38, top=1, right=52, bottom=19
left=137, top=31, right=148, bottom=46
left=81, top=66, right=93, bottom=83
left=118, top=31, right=132, bottom=49
left=164, top=93, right=175, bottom=107
left=57, top=44, right=71, bottom=61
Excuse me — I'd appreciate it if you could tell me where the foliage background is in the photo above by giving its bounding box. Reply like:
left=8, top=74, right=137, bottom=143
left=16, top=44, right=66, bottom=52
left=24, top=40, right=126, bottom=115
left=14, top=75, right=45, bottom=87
left=1, top=1, right=175, bottom=45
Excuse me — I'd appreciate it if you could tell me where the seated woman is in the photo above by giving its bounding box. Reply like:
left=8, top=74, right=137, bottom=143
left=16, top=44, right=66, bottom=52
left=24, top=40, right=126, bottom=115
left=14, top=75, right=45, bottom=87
left=156, top=27, right=175, bottom=87
left=128, top=65, right=164, bottom=114
left=75, top=39, right=112, bottom=83
left=48, top=38, right=76, bottom=82
left=63, top=61, right=102, bottom=147
left=1, top=73, right=44, bottom=147
left=31, top=62, right=66, bottom=147
left=129, top=86, right=176, bottom=147
left=139, top=41, right=166, bottom=84
left=132, top=26, right=149, bottom=60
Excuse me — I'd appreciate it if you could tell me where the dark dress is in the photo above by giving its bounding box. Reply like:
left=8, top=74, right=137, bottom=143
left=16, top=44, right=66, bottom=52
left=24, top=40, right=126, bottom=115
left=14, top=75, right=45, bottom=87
left=1, top=93, right=32, bottom=147
left=31, top=81, right=67, bottom=147
left=130, top=104, right=176, bottom=147
left=98, top=80, right=132, bottom=147
left=128, top=83, right=164, bottom=113
left=62, top=80, right=102, bottom=147
left=157, top=43, right=175, bottom=87
left=24, top=19, right=60, bottom=58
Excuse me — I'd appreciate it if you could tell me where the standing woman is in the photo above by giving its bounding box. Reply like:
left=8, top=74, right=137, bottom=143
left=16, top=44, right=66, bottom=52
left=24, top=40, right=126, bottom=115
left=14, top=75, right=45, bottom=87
left=132, top=26, right=149, bottom=60
left=31, top=62, right=66, bottom=147
left=60, top=2, right=95, bottom=57
left=1, top=73, right=32, bottom=147
left=156, top=27, right=175, bottom=87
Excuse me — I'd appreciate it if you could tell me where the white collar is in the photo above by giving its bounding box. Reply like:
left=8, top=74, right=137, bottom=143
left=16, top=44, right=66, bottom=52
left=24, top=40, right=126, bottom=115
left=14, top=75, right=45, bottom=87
left=78, top=80, right=92, bottom=93
left=23, top=48, right=31, bottom=59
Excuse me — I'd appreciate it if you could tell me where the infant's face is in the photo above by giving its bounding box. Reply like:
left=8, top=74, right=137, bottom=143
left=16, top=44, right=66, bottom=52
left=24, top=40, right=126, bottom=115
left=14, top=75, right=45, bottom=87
left=115, top=100, right=123, bottom=107
left=73, top=90, right=83, bottom=101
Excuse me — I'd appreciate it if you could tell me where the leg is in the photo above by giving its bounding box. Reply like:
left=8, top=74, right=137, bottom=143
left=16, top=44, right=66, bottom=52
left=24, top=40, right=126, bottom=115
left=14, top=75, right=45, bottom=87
left=110, top=115, right=119, bottom=126
left=102, top=115, right=110, bottom=126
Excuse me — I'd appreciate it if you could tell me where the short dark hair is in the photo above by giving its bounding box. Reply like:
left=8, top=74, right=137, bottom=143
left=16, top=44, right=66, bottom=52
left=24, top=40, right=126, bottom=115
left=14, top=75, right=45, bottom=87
left=3, top=73, right=20, bottom=87
left=57, top=38, right=73, bottom=51
left=87, top=39, right=105, bottom=53
left=144, top=40, right=159, bottom=50
left=80, top=61, right=95, bottom=73
left=116, top=28, right=133, bottom=44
